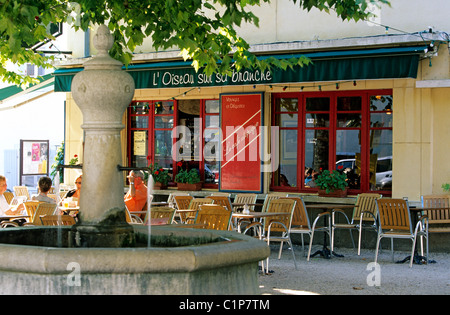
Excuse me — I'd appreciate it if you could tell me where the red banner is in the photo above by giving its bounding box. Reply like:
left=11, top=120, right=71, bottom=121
left=220, top=93, right=263, bottom=192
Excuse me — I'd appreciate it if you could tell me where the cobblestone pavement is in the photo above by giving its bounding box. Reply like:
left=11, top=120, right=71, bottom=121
left=258, top=245, right=450, bottom=295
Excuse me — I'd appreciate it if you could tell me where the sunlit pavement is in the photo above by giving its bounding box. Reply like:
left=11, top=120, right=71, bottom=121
left=258, top=245, right=450, bottom=295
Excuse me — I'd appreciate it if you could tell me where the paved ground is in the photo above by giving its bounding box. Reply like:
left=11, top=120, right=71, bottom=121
left=258, top=244, right=450, bottom=295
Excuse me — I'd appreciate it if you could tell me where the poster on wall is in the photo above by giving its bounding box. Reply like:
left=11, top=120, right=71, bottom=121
left=219, top=93, right=263, bottom=193
left=20, top=140, right=49, bottom=179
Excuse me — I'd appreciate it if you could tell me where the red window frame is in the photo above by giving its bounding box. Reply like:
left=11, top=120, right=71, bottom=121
left=271, top=89, right=392, bottom=196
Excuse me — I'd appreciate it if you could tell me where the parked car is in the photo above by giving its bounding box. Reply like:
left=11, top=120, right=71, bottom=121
left=335, top=156, right=392, bottom=189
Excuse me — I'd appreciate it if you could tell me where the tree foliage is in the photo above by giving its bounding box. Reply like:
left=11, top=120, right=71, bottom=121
left=0, top=0, right=390, bottom=86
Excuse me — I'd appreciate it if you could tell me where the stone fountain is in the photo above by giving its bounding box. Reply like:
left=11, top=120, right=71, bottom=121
left=0, top=25, right=269, bottom=294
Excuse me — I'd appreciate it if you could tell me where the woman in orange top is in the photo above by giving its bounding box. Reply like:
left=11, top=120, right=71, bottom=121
left=124, top=170, right=147, bottom=213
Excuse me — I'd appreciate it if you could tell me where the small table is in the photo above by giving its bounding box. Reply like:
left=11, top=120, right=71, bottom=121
left=231, top=211, right=290, bottom=233
left=305, top=203, right=356, bottom=259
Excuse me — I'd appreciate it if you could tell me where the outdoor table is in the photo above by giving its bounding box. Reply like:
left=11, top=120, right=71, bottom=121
left=58, top=206, right=79, bottom=216
left=305, top=203, right=356, bottom=259
left=394, top=206, right=447, bottom=265
left=174, top=209, right=198, bottom=224
left=231, top=211, right=290, bottom=233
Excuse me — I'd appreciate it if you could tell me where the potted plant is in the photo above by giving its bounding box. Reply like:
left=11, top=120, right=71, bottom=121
left=315, top=169, right=348, bottom=197
left=150, top=163, right=171, bottom=190
left=174, top=162, right=202, bottom=191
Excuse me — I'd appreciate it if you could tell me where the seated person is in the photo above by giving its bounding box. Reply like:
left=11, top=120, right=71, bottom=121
left=0, top=175, right=24, bottom=216
left=65, top=175, right=82, bottom=199
left=32, top=176, right=56, bottom=204
left=124, top=170, right=148, bottom=213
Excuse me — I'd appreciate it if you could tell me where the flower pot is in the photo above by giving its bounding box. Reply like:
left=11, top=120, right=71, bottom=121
left=317, top=188, right=348, bottom=198
left=153, top=182, right=167, bottom=190
left=177, top=182, right=202, bottom=191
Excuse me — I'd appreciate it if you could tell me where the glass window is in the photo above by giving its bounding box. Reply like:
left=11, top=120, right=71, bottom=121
left=306, top=98, right=329, bottom=111
left=205, top=100, right=219, bottom=113
left=272, top=91, right=393, bottom=194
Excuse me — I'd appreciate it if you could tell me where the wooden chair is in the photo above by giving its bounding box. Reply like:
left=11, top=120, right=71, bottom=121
left=143, top=206, right=176, bottom=225
left=195, top=204, right=232, bottom=230
left=174, top=195, right=193, bottom=209
left=247, top=198, right=298, bottom=273
left=233, top=193, right=258, bottom=211
left=24, top=202, right=57, bottom=226
left=331, top=193, right=382, bottom=255
left=41, top=215, right=76, bottom=226
left=167, top=192, right=189, bottom=208
left=174, top=195, right=193, bottom=222
left=3, top=192, right=14, bottom=204
left=421, top=195, right=450, bottom=233
left=125, top=206, right=143, bottom=224
left=261, top=194, right=286, bottom=212
left=13, top=186, right=29, bottom=200
left=209, top=195, right=233, bottom=211
left=23, top=201, right=42, bottom=221
left=375, top=198, right=429, bottom=267
left=210, top=192, right=231, bottom=197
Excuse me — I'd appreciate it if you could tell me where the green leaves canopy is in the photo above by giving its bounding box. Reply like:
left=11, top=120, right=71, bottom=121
left=0, top=0, right=389, bottom=86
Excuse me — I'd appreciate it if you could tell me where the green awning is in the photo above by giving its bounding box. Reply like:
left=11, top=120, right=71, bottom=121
left=53, top=46, right=425, bottom=92
left=0, top=74, right=54, bottom=102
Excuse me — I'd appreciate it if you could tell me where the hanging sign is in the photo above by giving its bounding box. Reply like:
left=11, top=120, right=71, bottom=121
left=219, top=93, right=263, bottom=193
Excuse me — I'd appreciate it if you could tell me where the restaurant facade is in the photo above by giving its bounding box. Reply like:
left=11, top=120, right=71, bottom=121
left=54, top=1, right=450, bottom=202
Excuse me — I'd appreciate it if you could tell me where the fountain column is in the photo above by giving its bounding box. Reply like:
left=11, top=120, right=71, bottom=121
left=71, top=25, right=135, bottom=247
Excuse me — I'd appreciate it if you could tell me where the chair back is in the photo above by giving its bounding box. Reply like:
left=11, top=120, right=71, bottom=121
left=125, top=206, right=143, bottom=224
left=144, top=207, right=176, bottom=225
left=281, top=197, right=310, bottom=228
left=3, top=192, right=14, bottom=204
left=233, top=193, right=258, bottom=211
left=195, top=204, right=232, bottom=230
left=174, top=195, right=193, bottom=210
left=376, top=198, right=412, bottom=233
left=32, top=203, right=57, bottom=225
left=353, top=193, right=382, bottom=222
left=264, top=198, right=296, bottom=233
left=210, top=192, right=231, bottom=197
left=167, top=193, right=189, bottom=208
left=41, top=215, right=76, bottom=226
left=189, top=198, right=214, bottom=210
left=24, top=201, right=42, bottom=219
left=261, top=194, right=284, bottom=212
left=421, top=195, right=450, bottom=224
left=209, top=196, right=233, bottom=211
left=13, top=186, right=29, bottom=200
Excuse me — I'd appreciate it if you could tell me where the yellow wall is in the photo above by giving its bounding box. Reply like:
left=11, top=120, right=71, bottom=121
left=64, top=52, right=450, bottom=201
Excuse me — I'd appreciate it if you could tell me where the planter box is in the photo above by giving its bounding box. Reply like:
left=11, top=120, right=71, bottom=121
left=153, top=182, right=167, bottom=190
left=317, top=188, right=348, bottom=198
left=177, top=182, right=202, bottom=191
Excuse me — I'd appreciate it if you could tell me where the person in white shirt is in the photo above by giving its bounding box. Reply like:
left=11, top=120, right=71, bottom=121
left=0, top=175, right=24, bottom=216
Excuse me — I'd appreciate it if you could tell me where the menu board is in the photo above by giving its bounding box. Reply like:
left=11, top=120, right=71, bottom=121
left=20, top=140, right=49, bottom=175
left=219, top=93, right=263, bottom=192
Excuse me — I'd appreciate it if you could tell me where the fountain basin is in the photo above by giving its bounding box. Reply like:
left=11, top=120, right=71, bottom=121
left=0, top=225, right=269, bottom=294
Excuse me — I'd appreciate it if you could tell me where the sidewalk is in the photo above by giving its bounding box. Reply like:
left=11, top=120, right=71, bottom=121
left=258, top=245, right=450, bottom=295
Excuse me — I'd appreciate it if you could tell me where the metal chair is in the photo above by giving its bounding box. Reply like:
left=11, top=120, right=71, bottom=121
left=375, top=198, right=429, bottom=267
left=144, top=206, right=176, bottom=225
left=3, top=192, right=14, bottom=204
left=24, top=202, right=57, bottom=226
left=232, top=193, right=258, bottom=211
left=173, top=195, right=194, bottom=222
left=421, top=195, right=450, bottom=233
left=13, top=186, right=29, bottom=200
left=209, top=195, right=233, bottom=211
left=331, top=193, right=381, bottom=255
left=246, top=198, right=298, bottom=273
left=195, top=204, right=232, bottom=230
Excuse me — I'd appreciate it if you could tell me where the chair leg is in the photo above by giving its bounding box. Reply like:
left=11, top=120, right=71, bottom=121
left=288, top=238, right=298, bottom=270
left=278, top=240, right=284, bottom=260
left=357, top=227, right=362, bottom=255
left=301, top=234, right=305, bottom=256
left=390, top=238, right=394, bottom=262
left=307, top=230, right=315, bottom=262
left=409, top=237, right=416, bottom=268
left=374, top=235, right=381, bottom=263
